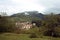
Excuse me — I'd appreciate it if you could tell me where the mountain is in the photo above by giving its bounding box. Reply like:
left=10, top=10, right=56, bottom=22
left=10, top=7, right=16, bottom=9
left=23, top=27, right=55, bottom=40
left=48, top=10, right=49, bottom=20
left=11, top=11, right=45, bottom=21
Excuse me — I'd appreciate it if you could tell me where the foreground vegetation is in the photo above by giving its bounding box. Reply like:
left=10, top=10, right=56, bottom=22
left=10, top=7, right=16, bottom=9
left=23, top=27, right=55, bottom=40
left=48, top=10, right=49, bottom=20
left=0, top=13, right=60, bottom=40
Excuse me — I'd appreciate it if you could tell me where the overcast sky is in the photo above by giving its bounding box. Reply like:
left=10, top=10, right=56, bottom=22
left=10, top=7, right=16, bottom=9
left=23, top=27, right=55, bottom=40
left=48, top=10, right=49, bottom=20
left=0, top=0, right=60, bottom=15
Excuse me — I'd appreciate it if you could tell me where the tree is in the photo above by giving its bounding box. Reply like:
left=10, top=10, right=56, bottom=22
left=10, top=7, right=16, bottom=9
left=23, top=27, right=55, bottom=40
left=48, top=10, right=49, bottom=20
left=0, top=12, right=7, bottom=16
left=0, top=15, right=16, bottom=33
left=44, top=13, right=60, bottom=37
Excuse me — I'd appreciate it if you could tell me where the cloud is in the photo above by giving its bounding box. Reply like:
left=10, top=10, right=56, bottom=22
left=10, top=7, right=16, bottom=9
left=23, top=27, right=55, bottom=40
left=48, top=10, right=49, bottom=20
left=0, top=0, right=60, bottom=15
left=10, top=0, right=46, bottom=12
left=39, top=0, right=60, bottom=8
left=0, top=0, right=46, bottom=15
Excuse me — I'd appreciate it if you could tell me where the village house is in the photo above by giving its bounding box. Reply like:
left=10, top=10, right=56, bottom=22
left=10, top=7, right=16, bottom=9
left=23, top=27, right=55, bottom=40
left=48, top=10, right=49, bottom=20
left=15, top=21, right=33, bottom=30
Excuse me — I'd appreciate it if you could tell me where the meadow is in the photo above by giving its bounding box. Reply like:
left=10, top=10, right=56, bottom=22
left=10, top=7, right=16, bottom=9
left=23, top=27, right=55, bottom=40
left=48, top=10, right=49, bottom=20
left=0, top=33, right=60, bottom=40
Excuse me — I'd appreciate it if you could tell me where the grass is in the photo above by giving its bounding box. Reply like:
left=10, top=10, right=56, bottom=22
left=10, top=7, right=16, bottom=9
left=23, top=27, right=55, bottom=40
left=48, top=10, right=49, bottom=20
left=0, top=33, right=60, bottom=40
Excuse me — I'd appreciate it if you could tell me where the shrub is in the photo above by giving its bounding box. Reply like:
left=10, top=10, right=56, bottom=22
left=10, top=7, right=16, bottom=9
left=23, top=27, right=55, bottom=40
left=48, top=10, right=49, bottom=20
left=29, top=33, right=39, bottom=38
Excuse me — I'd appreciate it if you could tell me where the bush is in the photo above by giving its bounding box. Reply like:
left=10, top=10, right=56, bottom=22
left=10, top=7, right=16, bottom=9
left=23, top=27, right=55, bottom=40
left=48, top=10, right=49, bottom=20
left=29, top=33, right=39, bottom=38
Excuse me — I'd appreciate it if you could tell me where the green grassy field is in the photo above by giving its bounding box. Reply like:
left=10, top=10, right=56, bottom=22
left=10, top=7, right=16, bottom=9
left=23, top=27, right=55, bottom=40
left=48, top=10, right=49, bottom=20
left=0, top=33, right=60, bottom=40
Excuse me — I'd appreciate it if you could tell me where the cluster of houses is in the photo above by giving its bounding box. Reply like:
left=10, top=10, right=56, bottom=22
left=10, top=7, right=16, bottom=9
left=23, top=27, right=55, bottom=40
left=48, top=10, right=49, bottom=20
left=15, top=21, right=36, bottom=30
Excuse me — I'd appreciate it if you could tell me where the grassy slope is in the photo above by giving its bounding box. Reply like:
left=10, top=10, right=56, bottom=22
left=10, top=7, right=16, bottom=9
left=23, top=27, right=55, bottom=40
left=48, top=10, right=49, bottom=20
left=0, top=33, right=60, bottom=40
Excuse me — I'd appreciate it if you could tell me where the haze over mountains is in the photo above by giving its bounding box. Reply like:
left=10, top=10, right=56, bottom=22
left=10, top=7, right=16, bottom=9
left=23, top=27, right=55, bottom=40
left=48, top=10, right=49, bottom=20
left=44, top=8, right=60, bottom=14
left=8, top=8, right=60, bottom=15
